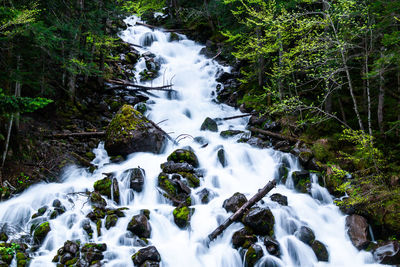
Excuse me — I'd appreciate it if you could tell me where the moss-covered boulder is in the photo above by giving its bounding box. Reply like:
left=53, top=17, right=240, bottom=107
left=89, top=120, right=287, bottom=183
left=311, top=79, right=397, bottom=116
left=33, top=222, right=51, bottom=244
left=105, top=214, right=118, bottom=230
left=105, top=105, right=166, bottom=156
left=31, top=205, right=48, bottom=219
left=94, top=177, right=112, bottom=199
left=231, top=228, right=257, bottom=249
left=157, top=172, right=192, bottom=206
left=242, top=207, right=275, bottom=236
left=0, top=232, right=8, bottom=242
left=173, top=206, right=193, bottom=229
left=132, top=246, right=161, bottom=266
left=200, top=117, right=218, bottom=132
left=161, top=161, right=194, bottom=174
left=220, top=130, right=244, bottom=139
left=292, top=170, right=311, bottom=193
left=167, top=149, right=199, bottom=168
left=90, top=192, right=107, bottom=209
left=245, top=244, right=264, bottom=267
left=311, top=240, right=329, bottom=262
left=126, top=167, right=145, bottom=192
left=223, top=192, right=247, bottom=213
left=127, top=214, right=151, bottom=238
left=270, top=193, right=288, bottom=206
left=294, top=226, right=315, bottom=246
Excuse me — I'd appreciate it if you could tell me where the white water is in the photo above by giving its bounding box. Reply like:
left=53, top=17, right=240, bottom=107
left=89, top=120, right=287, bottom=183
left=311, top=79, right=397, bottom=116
left=0, top=17, right=382, bottom=267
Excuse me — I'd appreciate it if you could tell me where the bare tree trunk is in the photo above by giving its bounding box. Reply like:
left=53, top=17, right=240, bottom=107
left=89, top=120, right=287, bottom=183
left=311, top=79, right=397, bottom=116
left=338, top=97, right=347, bottom=126
left=323, top=0, right=332, bottom=113
left=377, top=54, right=385, bottom=133
left=256, top=28, right=265, bottom=90
left=397, top=72, right=400, bottom=137
left=365, top=29, right=373, bottom=137
left=14, top=55, right=21, bottom=130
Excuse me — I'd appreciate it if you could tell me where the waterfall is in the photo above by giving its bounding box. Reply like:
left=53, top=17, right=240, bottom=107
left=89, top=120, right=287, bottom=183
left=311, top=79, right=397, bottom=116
left=0, top=16, right=382, bottom=267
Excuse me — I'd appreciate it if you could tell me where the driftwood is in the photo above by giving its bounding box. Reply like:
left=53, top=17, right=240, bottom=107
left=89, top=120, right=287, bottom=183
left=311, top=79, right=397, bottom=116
left=46, top=132, right=106, bottom=139
left=107, top=79, right=175, bottom=92
left=249, top=127, right=298, bottom=143
left=207, top=179, right=276, bottom=245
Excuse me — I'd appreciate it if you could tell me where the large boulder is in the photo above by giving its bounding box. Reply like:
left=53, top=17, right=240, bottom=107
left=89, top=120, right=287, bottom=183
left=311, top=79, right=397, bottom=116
left=132, top=246, right=161, bottom=266
left=311, top=240, right=329, bottom=262
left=294, top=226, right=315, bottom=246
left=242, top=207, right=275, bottom=236
left=244, top=244, right=264, bottom=267
left=125, top=168, right=145, bottom=192
left=173, top=206, right=193, bottom=229
left=223, top=193, right=247, bottom=213
left=167, top=149, right=199, bottom=167
left=264, top=237, right=280, bottom=257
left=292, top=170, right=311, bottom=193
left=127, top=214, right=151, bottom=238
left=372, top=240, right=400, bottom=265
left=231, top=228, right=257, bottom=249
left=270, top=193, right=288, bottom=206
left=105, top=105, right=166, bottom=156
left=161, top=161, right=194, bottom=173
left=33, top=222, right=51, bottom=244
left=345, top=215, right=369, bottom=249
left=200, top=117, right=218, bottom=132
left=94, top=176, right=112, bottom=199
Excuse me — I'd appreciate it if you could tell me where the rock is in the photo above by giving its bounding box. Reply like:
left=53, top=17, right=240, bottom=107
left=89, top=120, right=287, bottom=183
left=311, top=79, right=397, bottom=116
left=277, top=164, right=289, bottom=184
left=298, top=148, right=314, bottom=167
left=345, top=215, right=369, bottom=250
left=246, top=137, right=270, bottom=148
left=94, top=177, right=112, bottom=199
left=217, top=148, right=228, bottom=167
left=161, top=161, right=194, bottom=173
left=216, top=72, right=234, bottom=83
left=126, top=168, right=145, bottom=192
left=270, top=193, right=288, bottom=206
left=135, top=102, right=148, bottom=114
left=292, top=170, right=311, bottom=193
left=178, top=172, right=200, bottom=188
left=220, top=130, right=244, bottom=139
left=81, top=243, right=107, bottom=264
left=52, top=199, right=62, bottom=208
left=157, top=173, right=192, bottom=206
left=196, top=188, right=215, bottom=204
left=33, top=221, right=51, bottom=244
left=242, top=207, right=275, bottom=236
left=173, top=206, right=193, bottom=229
left=64, top=240, right=79, bottom=255
left=105, top=214, right=118, bottom=230
left=223, top=192, right=247, bottom=213
left=372, top=240, right=400, bottom=265
left=311, top=240, right=329, bottom=262
left=264, top=237, right=280, bottom=256
left=31, top=205, right=48, bottom=219
left=263, top=121, right=281, bottom=132
left=167, top=149, right=199, bottom=168
left=112, top=178, right=120, bottom=204
left=105, top=105, right=166, bottom=156
left=231, top=228, right=257, bottom=249
left=127, top=214, right=151, bottom=238
left=245, top=244, right=264, bottom=267
left=193, top=136, right=208, bottom=146
left=132, top=246, right=161, bottom=266
left=0, top=232, right=8, bottom=242
left=248, top=115, right=268, bottom=127
left=295, top=226, right=315, bottom=246
left=200, top=117, right=218, bottom=132
left=81, top=219, right=94, bottom=238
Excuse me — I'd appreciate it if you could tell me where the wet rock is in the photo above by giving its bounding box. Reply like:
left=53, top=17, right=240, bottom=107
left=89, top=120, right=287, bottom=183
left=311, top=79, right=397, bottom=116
left=94, top=176, right=112, bottom=199
left=0, top=232, right=7, bottom=242
left=157, top=173, right=192, bottom=206
left=105, top=105, right=166, bottom=156
left=31, top=205, right=48, bottom=219
left=126, top=168, right=145, bottom=192
left=292, top=170, right=311, bottom=193
left=311, top=240, right=329, bottom=262
left=87, top=207, right=106, bottom=222
left=178, top=172, right=200, bottom=188
left=248, top=115, right=268, bottom=127
left=105, top=214, right=118, bottom=230
left=140, top=209, right=151, bottom=220
left=245, top=244, right=264, bottom=267
left=135, top=102, right=148, bottom=114
left=274, top=140, right=291, bottom=152
left=196, top=188, right=215, bottom=204
left=52, top=199, right=62, bottom=208
left=223, top=193, right=247, bottom=213
left=161, top=161, right=194, bottom=173
left=345, top=215, right=370, bottom=250
left=270, top=193, right=288, bottom=206
left=263, top=121, right=281, bottom=132
left=246, top=137, right=270, bottom=148
left=264, top=236, right=280, bottom=256
left=173, top=206, right=193, bottom=229
left=64, top=240, right=79, bottom=255
left=141, top=32, right=157, bottom=47
left=81, top=219, right=94, bottom=238
left=220, top=130, right=244, bottom=139
left=141, top=260, right=160, bottom=267
left=193, top=136, right=208, bottom=146
left=127, top=214, right=151, bottom=238
left=231, top=228, right=257, bottom=249
left=200, top=117, right=218, bottom=132
left=295, top=226, right=315, bottom=246
left=132, top=246, right=161, bottom=266
left=33, top=221, right=51, bottom=244
left=217, top=148, right=228, bottom=167
left=167, top=149, right=199, bottom=168
left=81, top=243, right=107, bottom=265
left=112, top=178, right=120, bottom=204
left=277, top=164, right=289, bottom=184
left=216, top=72, right=234, bottom=83
left=372, top=240, right=400, bottom=265
left=242, top=207, right=275, bottom=236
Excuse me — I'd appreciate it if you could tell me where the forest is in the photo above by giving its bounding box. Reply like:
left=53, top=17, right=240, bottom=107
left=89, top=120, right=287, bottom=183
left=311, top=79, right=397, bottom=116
left=0, top=0, right=400, bottom=266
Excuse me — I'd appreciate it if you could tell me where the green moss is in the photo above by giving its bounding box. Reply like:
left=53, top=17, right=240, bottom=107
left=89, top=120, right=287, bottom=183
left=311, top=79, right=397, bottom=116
left=312, top=140, right=335, bottom=162
left=85, top=152, right=96, bottom=161
left=173, top=206, right=191, bottom=228
left=64, top=257, right=78, bottom=265
left=94, top=177, right=112, bottom=198
left=96, top=219, right=102, bottom=236
left=167, top=149, right=199, bottom=167
left=178, top=172, right=200, bottom=188
left=33, top=222, right=51, bottom=243
left=158, top=173, right=177, bottom=196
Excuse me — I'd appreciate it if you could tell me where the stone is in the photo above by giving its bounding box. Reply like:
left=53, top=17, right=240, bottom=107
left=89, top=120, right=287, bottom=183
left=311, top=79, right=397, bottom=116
left=126, top=168, right=145, bottom=192
left=63, top=240, right=79, bottom=255
left=220, top=130, right=244, bottom=139
left=132, top=246, right=161, bottom=266
left=105, top=214, right=118, bottom=230
left=161, top=161, right=194, bottom=173
left=223, top=192, right=247, bottom=213
left=270, top=193, right=288, bottom=206
left=127, top=214, right=151, bottom=238
left=231, top=228, right=257, bottom=249
left=217, top=148, right=227, bottom=167
left=292, top=170, right=311, bottom=193
left=52, top=199, right=62, bottom=208
left=82, top=219, right=94, bottom=238
left=33, top=221, right=51, bottom=244
left=311, top=240, right=329, bottom=262
left=245, top=244, right=264, bottom=267
left=167, top=149, right=199, bottom=168
left=0, top=232, right=8, bottom=242
left=345, top=215, right=370, bottom=250
left=105, top=105, right=166, bottom=157
left=112, top=178, right=120, bottom=204
left=173, top=206, right=193, bottom=229
left=200, top=117, right=218, bottom=132
left=295, top=226, right=315, bottom=246
left=94, top=177, right=112, bottom=199
left=264, top=237, right=280, bottom=256
left=242, top=207, right=275, bottom=236
left=372, top=240, right=400, bottom=265
left=196, top=188, right=215, bottom=204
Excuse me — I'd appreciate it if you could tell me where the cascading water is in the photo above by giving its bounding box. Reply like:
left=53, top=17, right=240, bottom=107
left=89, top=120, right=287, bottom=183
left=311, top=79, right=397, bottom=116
left=0, top=16, right=383, bottom=267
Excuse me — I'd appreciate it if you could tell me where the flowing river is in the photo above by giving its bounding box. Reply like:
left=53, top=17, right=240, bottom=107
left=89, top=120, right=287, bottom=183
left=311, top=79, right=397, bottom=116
left=0, top=17, right=383, bottom=267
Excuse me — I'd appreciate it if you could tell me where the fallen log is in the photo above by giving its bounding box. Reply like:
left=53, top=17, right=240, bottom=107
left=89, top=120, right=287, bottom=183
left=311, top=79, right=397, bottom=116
left=249, top=127, right=298, bottom=143
left=207, top=179, right=276, bottom=245
left=135, top=22, right=191, bottom=32
left=216, top=113, right=255, bottom=121
left=107, top=79, right=175, bottom=92
left=46, top=132, right=106, bottom=138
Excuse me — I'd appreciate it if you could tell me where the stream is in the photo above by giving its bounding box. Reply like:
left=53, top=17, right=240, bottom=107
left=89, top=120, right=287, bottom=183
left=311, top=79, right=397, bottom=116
left=0, top=16, right=383, bottom=267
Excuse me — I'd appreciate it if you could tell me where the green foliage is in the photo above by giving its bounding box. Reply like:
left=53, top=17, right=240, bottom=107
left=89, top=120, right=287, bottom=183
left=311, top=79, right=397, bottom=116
left=0, top=243, right=20, bottom=255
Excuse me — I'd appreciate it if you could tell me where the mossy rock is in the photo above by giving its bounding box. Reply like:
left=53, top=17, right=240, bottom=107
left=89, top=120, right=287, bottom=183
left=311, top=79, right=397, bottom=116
left=167, top=149, right=199, bottom=168
left=173, top=206, right=194, bottom=229
left=33, top=222, right=51, bottom=244
left=292, top=170, right=311, bottom=194
left=94, top=177, right=112, bottom=199
left=105, top=214, right=118, bottom=230
left=0, top=232, right=8, bottom=242
left=311, top=240, right=329, bottom=262
left=177, top=172, right=200, bottom=188
left=220, top=130, right=244, bottom=139
left=158, top=173, right=178, bottom=197
left=200, top=117, right=218, bottom=132
left=105, top=105, right=166, bottom=156
left=244, top=244, right=264, bottom=267
left=90, top=191, right=107, bottom=208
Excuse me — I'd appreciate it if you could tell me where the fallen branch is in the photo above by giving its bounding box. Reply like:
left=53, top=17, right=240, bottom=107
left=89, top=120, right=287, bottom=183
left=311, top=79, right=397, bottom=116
left=216, top=113, right=255, bottom=121
left=249, top=127, right=298, bottom=143
left=107, top=79, right=174, bottom=91
left=212, top=48, right=222, bottom=60
left=46, top=132, right=105, bottom=139
left=148, top=120, right=178, bottom=146
left=207, top=179, right=276, bottom=245
left=135, top=22, right=191, bottom=32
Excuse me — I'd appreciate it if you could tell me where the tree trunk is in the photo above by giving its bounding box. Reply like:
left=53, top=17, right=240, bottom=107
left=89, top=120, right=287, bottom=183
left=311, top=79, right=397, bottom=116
left=377, top=57, right=385, bottom=133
